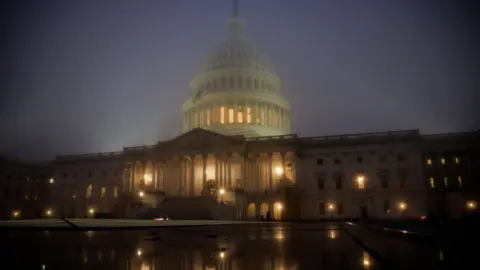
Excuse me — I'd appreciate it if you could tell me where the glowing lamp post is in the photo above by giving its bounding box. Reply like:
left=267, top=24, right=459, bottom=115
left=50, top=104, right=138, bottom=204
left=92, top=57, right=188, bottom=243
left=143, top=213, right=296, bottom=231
left=466, top=200, right=477, bottom=211
left=45, top=208, right=53, bottom=217
left=276, top=203, right=283, bottom=220
left=219, top=188, right=225, bottom=204
left=138, top=191, right=144, bottom=198
left=398, top=201, right=407, bottom=218
left=328, top=203, right=334, bottom=221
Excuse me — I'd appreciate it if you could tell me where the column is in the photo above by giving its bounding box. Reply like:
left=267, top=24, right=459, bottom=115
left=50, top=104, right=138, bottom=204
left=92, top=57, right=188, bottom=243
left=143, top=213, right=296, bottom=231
left=240, top=156, right=245, bottom=189
left=268, top=153, right=273, bottom=189
left=256, top=155, right=261, bottom=189
left=202, top=155, right=207, bottom=193
left=153, top=162, right=157, bottom=190
left=190, top=156, right=195, bottom=196
left=177, top=159, right=182, bottom=196
left=130, top=162, right=134, bottom=192
left=215, top=157, right=219, bottom=189
left=227, top=162, right=232, bottom=188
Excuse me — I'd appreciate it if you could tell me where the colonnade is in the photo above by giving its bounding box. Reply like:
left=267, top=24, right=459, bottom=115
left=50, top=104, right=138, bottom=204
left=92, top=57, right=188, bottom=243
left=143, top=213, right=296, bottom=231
left=124, top=152, right=295, bottom=197
left=183, top=101, right=290, bottom=133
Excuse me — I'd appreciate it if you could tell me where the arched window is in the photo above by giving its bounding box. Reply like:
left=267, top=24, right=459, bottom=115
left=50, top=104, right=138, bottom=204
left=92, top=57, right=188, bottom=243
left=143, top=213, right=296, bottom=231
left=247, top=203, right=256, bottom=219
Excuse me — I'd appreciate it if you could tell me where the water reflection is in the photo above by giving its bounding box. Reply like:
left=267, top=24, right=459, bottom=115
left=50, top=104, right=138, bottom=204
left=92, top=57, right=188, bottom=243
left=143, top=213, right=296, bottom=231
left=3, top=224, right=383, bottom=269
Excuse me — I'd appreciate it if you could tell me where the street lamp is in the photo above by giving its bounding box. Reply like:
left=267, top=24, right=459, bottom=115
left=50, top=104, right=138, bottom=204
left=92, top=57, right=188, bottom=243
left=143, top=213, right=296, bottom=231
left=45, top=208, right=53, bottom=217
left=398, top=201, right=407, bottom=218
left=219, top=188, right=225, bottom=203
left=276, top=203, right=283, bottom=220
left=328, top=203, right=334, bottom=220
left=12, top=210, right=20, bottom=218
left=466, top=200, right=477, bottom=211
left=138, top=191, right=144, bottom=197
left=88, top=208, right=95, bottom=217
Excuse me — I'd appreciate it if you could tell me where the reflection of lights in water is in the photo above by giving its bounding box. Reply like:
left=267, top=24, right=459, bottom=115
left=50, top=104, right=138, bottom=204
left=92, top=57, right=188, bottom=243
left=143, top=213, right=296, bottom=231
left=41, top=264, right=46, bottom=270
left=140, top=263, right=151, bottom=270
left=439, top=250, right=444, bottom=261
left=362, top=252, right=371, bottom=268
left=97, top=250, right=102, bottom=261
left=136, top=248, right=143, bottom=257
left=275, top=230, right=284, bottom=240
left=83, top=250, right=88, bottom=263
left=328, top=230, right=337, bottom=239
left=85, top=230, right=94, bottom=240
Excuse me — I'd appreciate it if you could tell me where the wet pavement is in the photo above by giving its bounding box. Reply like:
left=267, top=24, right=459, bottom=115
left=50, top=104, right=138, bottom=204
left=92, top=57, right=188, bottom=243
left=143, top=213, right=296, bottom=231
left=0, top=222, right=460, bottom=269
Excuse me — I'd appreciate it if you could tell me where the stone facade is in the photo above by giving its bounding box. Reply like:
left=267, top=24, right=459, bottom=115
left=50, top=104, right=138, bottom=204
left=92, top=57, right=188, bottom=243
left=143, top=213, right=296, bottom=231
left=50, top=128, right=443, bottom=220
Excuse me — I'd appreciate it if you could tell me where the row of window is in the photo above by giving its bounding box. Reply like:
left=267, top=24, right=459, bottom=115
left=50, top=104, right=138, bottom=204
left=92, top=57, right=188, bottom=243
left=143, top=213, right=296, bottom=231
left=197, top=75, right=275, bottom=93
left=317, top=176, right=406, bottom=190
left=187, top=104, right=287, bottom=129
left=3, top=188, right=45, bottom=200
left=84, top=185, right=119, bottom=199
left=316, top=153, right=406, bottom=165
left=426, top=157, right=460, bottom=165
left=62, top=170, right=120, bottom=179
left=429, top=176, right=464, bottom=188
left=319, top=200, right=405, bottom=215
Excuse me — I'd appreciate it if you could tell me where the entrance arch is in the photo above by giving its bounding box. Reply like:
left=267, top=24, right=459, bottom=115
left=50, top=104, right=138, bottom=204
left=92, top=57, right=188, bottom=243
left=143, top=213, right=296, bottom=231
left=247, top=203, right=256, bottom=219
left=260, top=202, right=269, bottom=218
left=273, top=202, right=283, bottom=220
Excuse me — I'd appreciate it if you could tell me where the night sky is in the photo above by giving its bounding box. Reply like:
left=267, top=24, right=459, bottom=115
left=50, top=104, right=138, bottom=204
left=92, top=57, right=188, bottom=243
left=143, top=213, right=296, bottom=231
left=1, top=0, right=479, bottom=160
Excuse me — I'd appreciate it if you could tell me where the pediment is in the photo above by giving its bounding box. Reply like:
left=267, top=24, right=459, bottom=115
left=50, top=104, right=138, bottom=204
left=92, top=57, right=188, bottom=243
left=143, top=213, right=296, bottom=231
left=157, top=128, right=244, bottom=151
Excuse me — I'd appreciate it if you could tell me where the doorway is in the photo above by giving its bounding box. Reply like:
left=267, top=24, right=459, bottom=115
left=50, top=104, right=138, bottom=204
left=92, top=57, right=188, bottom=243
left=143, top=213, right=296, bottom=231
left=360, top=204, right=368, bottom=219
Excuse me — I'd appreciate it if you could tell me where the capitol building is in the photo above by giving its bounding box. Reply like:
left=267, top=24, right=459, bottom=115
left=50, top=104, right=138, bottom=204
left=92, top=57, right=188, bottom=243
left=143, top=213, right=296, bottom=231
left=47, top=3, right=478, bottom=221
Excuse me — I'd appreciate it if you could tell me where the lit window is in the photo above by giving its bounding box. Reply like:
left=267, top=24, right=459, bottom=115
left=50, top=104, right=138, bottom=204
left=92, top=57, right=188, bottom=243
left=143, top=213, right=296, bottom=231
left=458, top=176, right=463, bottom=187
left=441, top=158, right=446, bottom=164
left=427, top=159, right=432, bottom=165
left=246, top=107, right=251, bottom=123
left=356, top=175, right=365, bottom=189
left=220, top=106, right=225, bottom=124
left=86, top=185, right=92, bottom=198
left=238, top=109, right=243, bottom=123
left=429, top=178, right=435, bottom=188
left=113, top=186, right=119, bottom=198
left=455, top=157, right=460, bottom=164
left=444, top=177, right=448, bottom=187
left=101, top=187, right=106, bottom=198
left=228, top=108, right=234, bottom=123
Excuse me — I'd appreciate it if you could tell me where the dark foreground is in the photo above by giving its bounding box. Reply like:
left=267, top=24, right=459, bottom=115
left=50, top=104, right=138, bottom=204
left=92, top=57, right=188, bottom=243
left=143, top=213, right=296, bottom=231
left=0, top=222, right=468, bottom=269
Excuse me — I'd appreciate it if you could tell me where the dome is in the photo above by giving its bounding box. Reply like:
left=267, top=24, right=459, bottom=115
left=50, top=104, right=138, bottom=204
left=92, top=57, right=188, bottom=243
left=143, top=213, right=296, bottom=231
left=201, top=38, right=275, bottom=74
left=181, top=9, right=291, bottom=138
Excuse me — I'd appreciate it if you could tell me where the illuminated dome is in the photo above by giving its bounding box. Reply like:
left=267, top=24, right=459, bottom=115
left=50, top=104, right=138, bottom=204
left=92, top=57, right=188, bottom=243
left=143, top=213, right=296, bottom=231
left=182, top=2, right=291, bottom=137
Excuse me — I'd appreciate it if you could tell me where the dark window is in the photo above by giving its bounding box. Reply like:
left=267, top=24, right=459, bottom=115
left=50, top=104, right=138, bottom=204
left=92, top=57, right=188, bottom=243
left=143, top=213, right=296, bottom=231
left=397, top=154, right=405, bottom=161
left=63, top=173, right=68, bottom=179
left=319, top=203, right=325, bottom=215
left=380, top=175, right=389, bottom=189
left=316, top=158, right=323, bottom=165
left=357, top=156, right=363, bottom=164
left=399, top=173, right=407, bottom=188
left=88, top=172, right=92, bottom=177
left=383, top=200, right=390, bottom=212
left=379, top=155, right=387, bottom=162
left=335, top=176, right=343, bottom=190
left=337, top=202, right=344, bottom=214
left=102, top=171, right=107, bottom=177
left=317, top=178, right=325, bottom=190
left=334, top=158, right=341, bottom=164
left=73, top=172, right=78, bottom=178
left=115, top=171, right=119, bottom=176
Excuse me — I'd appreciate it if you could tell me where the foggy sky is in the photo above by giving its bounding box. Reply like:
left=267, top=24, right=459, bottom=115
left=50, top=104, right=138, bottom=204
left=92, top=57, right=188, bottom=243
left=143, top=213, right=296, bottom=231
left=1, top=0, right=479, bottom=160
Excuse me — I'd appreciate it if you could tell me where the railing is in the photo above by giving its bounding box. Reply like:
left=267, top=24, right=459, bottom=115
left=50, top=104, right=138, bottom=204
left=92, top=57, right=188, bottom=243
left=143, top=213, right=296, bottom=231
left=302, top=129, right=420, bottom=142
left=246, top=134, right=298, bottom=141
left=123, top=145, right=156, bottom=151
left=55, top=151, right=123, bottom=161
left=422, top=131, right=479, bottom=139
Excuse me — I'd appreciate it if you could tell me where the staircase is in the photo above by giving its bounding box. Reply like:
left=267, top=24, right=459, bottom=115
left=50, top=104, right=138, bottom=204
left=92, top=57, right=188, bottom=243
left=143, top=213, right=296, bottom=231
left=151, top=196, right=237, bottom=220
